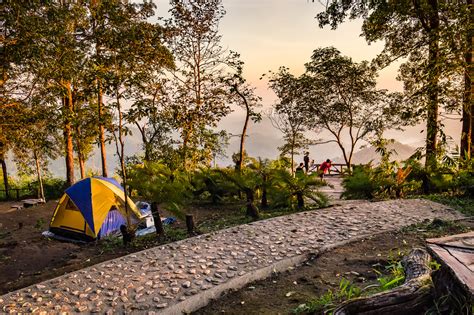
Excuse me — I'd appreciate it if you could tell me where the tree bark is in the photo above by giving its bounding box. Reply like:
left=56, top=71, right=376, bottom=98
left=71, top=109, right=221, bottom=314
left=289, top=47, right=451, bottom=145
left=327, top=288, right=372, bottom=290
left=0, top=153, right=9, bottom=199
left=333, top=248, right=433, bottom=315
left=116, top=90, right=131, bottom=229
left=64, top=82, right=75, bottom=187
left=186, top=214, right=195, bottom=235
left=235, top=86, right=250, bottom=172
left=75, top=123, right=86, bottom=179
left=261, top=176, right=268, bottom=209
left=424, top=0, right=440, bottom=170
left=296, top=192, right=304, bottom=209
left=98, top=80, right=108, bottom=177
left=461, top=0, right=473, bottom=160
left=245, top=189, right=259, bottom=219
left=151, top=202, right=165, bottom=237
left=33, top=150, right=44, bottom=201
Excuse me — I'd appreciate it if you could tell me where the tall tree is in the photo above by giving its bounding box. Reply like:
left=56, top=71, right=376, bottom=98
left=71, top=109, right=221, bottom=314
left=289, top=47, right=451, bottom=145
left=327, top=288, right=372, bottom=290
left=300, top=47, right=402, bottom=170
left=224, top=57, right=262, bottom=171
left=268, top=67, right=312, bottom=175
left=461, top=1, right=474, bottom=159
left=101, top=0, right=173, bottom=227
left=126, top=78, right=176, bottom=163
left=165, top=0, right=234, bottom=170
left=317, top=0, right=469, bottom=168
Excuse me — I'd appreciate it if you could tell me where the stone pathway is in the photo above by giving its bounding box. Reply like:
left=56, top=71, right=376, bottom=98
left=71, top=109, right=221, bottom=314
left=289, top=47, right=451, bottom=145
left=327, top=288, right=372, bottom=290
left=319, top=176, right=345, bottom=200
left=0, top=199, right=463, bottom=314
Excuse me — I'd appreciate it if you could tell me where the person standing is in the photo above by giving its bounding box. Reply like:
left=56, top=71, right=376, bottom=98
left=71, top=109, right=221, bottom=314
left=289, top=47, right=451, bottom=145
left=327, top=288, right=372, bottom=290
left=303, top=152, right=310, bottom=173
left=295, top=162, right=305, bottom=177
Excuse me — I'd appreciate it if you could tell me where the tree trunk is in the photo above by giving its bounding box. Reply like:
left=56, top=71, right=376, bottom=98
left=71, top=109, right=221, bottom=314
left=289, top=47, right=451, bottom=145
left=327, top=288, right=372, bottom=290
left=75, top=124, right=86, bottom=179
left=461, top=1, right=473, bottom=160
left=291, top=146, right=295, bottom=177
left=334, top=248, right=433, bottom=315
left=64, top=82, right=75, bottom=187
left=0, top=153, right=9, bottom=199
left=261, top=178, right=268, bottom=209
left=98, top=80, right=108, bottom=177
left=114, top=87, right=131, bottom=229
left=245, top=189, right=259, bottom=219
left=78, top=154, right=85, bottom=179
left=151, top=202, right=165, bottom=237
left=296, top=192, right=304, bottom=209
left=237, top=87, right=250, bottom=172
left=33, top=150, right=45, bottom=201
left=186, top=214, right=195, bottom=235
left=424, top=0, right=440, bottom=170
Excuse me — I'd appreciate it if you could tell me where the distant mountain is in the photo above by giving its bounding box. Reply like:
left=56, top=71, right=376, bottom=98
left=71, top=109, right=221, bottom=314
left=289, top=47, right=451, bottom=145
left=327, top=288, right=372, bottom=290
left=332, top=141, right=416, bottom=165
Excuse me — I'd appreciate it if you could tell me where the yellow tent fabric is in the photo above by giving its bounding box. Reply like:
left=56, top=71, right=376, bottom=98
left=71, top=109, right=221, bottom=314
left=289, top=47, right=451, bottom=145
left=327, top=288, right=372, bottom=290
left=49, top=177, right=142, bottom=241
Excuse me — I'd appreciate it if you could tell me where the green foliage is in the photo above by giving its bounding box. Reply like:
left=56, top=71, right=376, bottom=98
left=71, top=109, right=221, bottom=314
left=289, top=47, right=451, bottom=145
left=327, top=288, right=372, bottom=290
left=270, top=169, right=328, bottom=210
left=342, top=165, right=378, bottom=199
left=31, top=177, right=67, bottom=200
left=191, top=168, right=237, bottom=204
left=293, top=278, right=361, bottom=314
left=127, top=162, right=191, bottom=220
left=374, top=259, right=405, bottom=291
left=343, top=154, right=474, bottom=200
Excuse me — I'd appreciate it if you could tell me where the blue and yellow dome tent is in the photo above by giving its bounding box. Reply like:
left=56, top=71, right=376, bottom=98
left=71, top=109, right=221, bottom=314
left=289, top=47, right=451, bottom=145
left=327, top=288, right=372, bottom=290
left=49, top=177, right=143, bottom=241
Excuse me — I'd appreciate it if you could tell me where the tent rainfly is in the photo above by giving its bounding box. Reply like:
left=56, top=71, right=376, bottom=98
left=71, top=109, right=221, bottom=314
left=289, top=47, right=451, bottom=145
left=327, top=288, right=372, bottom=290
left=49, top=177, right=143, bottom=241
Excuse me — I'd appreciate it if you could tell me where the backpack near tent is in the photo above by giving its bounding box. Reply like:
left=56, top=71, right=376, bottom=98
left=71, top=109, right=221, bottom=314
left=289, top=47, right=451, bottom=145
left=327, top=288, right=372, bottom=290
left=49, top=177, right=143, bottom=241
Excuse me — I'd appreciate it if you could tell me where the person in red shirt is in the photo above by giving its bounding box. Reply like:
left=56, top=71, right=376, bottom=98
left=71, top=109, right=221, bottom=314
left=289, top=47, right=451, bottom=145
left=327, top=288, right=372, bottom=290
left=319, top=159, right=332, bottom=178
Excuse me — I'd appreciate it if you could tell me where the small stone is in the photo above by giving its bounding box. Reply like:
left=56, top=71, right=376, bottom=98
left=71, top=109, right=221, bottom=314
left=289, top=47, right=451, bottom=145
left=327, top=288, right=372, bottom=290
left=182, top=281, right=191, bottom=288
left=76, top=305, right=88, bottom=312
left=185, top=289, right=198, bottom=296
left=156, top=303, right=168, bottom=309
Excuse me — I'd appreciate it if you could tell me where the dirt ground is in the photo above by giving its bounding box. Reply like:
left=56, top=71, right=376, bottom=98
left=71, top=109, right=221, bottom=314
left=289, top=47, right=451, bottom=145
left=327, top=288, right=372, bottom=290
left=193, top=220, right=473, bottom=315
left=0, top=200, right=241, bottom=295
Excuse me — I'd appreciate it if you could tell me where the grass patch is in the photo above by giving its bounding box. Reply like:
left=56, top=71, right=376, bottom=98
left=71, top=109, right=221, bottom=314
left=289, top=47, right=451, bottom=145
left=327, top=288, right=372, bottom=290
left=293, top=278, right=362, bottom=314
left=400, top=219, right=470, bottom=239
left=423, top=194, right=474, bottom=216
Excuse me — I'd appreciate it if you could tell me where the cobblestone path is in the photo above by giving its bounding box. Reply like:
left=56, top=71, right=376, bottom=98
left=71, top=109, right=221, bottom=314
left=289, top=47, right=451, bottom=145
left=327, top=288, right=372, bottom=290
left=0, top=199, right=463, bottom=314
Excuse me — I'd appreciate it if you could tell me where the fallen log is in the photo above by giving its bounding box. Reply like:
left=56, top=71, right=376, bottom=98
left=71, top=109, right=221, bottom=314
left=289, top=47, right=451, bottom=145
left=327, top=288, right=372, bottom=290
left=333, top=248, right=433, bottom=315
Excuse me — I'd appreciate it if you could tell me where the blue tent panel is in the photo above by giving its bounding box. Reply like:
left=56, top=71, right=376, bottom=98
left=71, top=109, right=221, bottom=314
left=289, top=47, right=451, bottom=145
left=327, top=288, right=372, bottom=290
left=65, top=178, right=95, bottom=233
left=98, top=208, right=127, bottom=238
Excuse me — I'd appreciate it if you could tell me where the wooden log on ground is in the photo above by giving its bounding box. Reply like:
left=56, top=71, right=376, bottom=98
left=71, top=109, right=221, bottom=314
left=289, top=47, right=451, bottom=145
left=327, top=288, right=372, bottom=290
left=333, top=248, right=433, bottom=315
